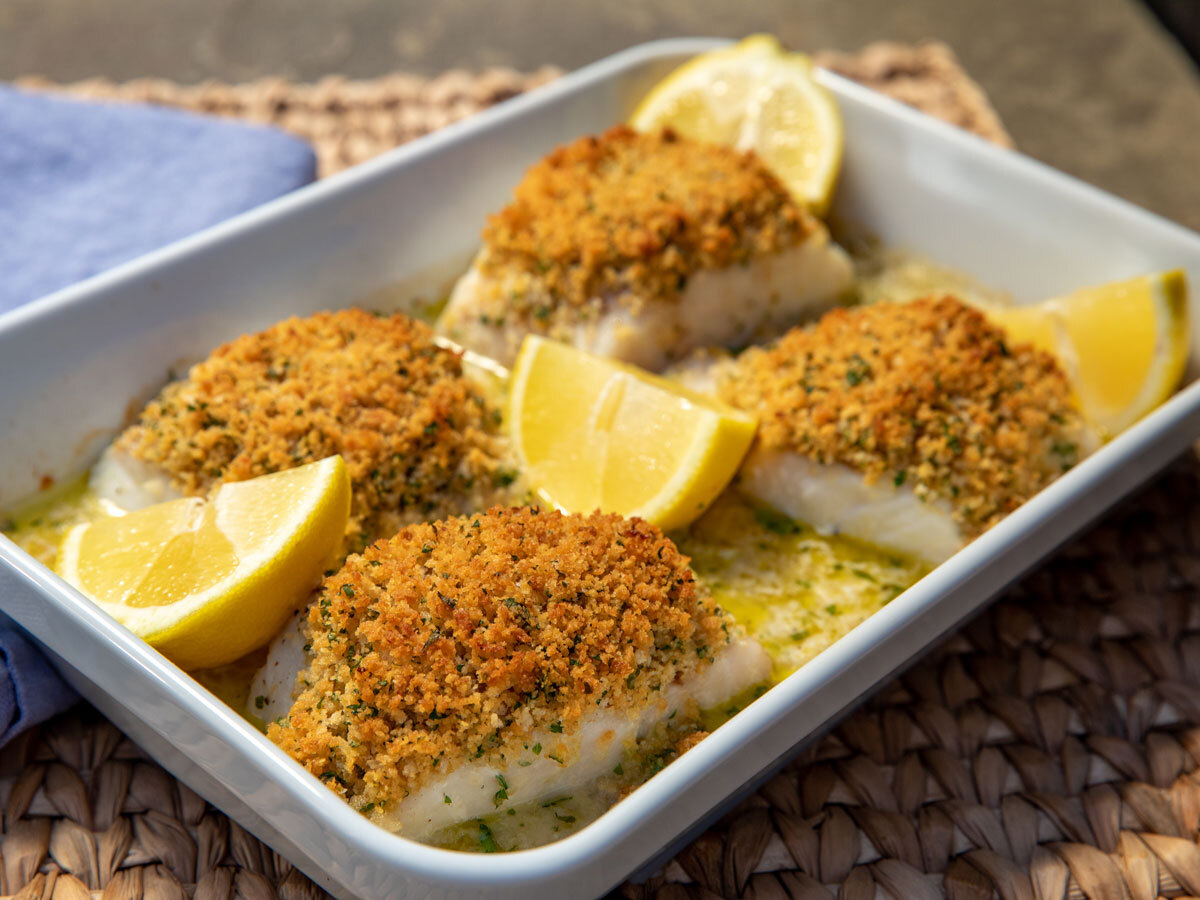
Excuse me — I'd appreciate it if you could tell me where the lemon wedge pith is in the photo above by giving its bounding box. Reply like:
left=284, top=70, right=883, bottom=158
left=985, top=270, right=1189, bottom=438
left=629, top=34, right=843, bottom=213
left=509, top=337, right=757, bottom=532
left=58, top=455, right=351, bottom=670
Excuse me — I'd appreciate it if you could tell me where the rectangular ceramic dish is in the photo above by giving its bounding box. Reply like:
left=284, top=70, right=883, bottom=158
left=4, top=39, right=1200, bottom=900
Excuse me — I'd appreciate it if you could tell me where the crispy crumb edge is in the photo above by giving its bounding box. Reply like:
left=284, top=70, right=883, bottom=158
left=268, top=506, right=733, bottom=816
left=116, top=309, right=509, bottom=552
left=723, top=296, right=1087, bottom=535
left=479, top=126, right=819, bottom=319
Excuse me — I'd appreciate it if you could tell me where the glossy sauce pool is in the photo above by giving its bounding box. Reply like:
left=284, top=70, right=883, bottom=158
left=1, top=247, right=998, bottom=853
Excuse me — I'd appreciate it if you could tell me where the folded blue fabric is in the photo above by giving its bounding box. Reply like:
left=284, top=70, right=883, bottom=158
left=0, top=84, right=317, bottom=313
left=0, top=614, right=79, bottom=745
left=0, top=84, right=317, bottom=743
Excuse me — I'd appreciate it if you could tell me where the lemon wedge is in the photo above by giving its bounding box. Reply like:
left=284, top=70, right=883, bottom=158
left=629, top=34, right=843, bottom=213
left=985, top=270, right=1190, bottom=438
left=509, top=336, right=757, bottom=531
left=58, top=456, right=351, bottom=670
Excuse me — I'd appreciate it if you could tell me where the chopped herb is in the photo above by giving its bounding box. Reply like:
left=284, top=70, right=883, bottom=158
left=754, top=507, right=801, bottom=535
left=645, top=751, right=670, bottom=774
left=845, top=353, right=872, bottom=386
left=549, top=722, right=563, bottom=733
left=478, top=822, right=500, bottom=853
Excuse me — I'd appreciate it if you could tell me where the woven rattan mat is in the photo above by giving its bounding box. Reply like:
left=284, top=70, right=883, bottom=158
left=13, top=42, right=1011, bottom=178
left=1, top=43, right=1182, bottom=900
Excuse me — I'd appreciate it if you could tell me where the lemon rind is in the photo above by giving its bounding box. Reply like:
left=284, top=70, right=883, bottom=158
left=628, top=35, right=842, bottom=212
left=1092, top=269, right=1190, bottom=438
left=57, top=456, right=350, bottom=669
left=509, top=336, right=757, bottom=531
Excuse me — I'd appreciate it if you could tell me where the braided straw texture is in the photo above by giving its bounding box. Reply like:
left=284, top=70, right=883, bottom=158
left=14, top=67, right=562, bottom=179
left=13, top=42, right=1010, bottom=179
left=3, top=43, right=1169, bottom=900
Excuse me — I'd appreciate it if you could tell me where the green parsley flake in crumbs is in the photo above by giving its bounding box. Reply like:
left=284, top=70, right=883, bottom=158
left=719, top=295, right=1093, bottom=563
left=263, top=506, right=770, bottom=839
left=437, top=125, right=852, bottom=370
left=101, top=309, right=509, bottom=553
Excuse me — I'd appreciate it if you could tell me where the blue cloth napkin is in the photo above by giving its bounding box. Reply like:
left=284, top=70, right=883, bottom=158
left=0, top=84, right=317, bottom=743
left=0, top=84, right=317, bottom=313
left=0, top=613, right=80, bottom=745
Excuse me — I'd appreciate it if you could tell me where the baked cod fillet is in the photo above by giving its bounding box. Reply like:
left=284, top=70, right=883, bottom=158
left=720, top=296, right=1095, bottom=563
left=93, top=309, right=510, bottom=552
left=263, top=507, right=771, bottom=841
left=437, top=126, right=852, bottom=370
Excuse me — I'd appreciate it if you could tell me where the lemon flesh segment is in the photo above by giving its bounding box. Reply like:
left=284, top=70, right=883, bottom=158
left=986, top=270, right=1190, bottom=439
left=629, top=35, right=843, bottom=213
left=57, top=455, right=351, bottom=670
left=509, top=336, right=757, bottom=532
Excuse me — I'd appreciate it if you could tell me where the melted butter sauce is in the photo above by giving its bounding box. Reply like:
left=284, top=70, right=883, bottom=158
left=0, top=247, right=987, bottom=852
left=4, top=475, right=107, bottom=570
left=680, top=492, right=929, bottom=684
left=2, top=472, right=930, bottom=853
left=395, top=491, right=929, bottom=854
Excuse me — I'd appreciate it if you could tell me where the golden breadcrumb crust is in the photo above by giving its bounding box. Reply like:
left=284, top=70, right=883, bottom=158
left=116, top=309, right=505, bottom=551
left=479, top=126, right=817, bottom=317
left=723, top=296, right=1086, bottom=534
left=268, top=506, right=731, bottom=816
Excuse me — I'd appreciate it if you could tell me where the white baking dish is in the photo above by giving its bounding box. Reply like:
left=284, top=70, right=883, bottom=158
left=3, top=38, right=1200, bottom=900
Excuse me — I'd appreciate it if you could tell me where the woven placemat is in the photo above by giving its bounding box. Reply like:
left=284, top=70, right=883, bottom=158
left=13, top=42, right=1010, bottom=179
left=0, top=43, right=1171, bottom=900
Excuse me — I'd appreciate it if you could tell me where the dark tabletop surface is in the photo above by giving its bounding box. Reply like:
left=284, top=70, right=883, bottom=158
left=4, top=0, right=1200, bottom=231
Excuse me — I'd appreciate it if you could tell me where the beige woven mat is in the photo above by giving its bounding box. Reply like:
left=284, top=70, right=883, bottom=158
left=14, top=42, right=1010, bottom=179
left=2, top=43, right=1180, bottom=900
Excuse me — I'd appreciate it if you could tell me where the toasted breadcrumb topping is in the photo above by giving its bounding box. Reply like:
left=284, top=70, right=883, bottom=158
left=116, top=309, right=506, bottom=551
left=723, top=296, right=1086, bottom=534
left=479, top=126, right=817, bottom=320
left=268, top=506, right=732, bottom=817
